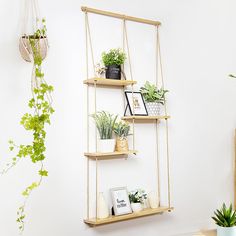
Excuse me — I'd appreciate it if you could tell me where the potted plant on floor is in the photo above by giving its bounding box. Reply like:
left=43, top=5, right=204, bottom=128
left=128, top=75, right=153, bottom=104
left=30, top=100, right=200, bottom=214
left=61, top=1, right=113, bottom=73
left=212, top=203, right=236, bottom=236
left=92, top=111, right=118, bottom=152
left=129, top=189, right=147, bottom=213
left=140, top=81, right=168, bottom=116
left=114, top=120, right=130, bottom=152
left=102, top=48, right=126, bottom=80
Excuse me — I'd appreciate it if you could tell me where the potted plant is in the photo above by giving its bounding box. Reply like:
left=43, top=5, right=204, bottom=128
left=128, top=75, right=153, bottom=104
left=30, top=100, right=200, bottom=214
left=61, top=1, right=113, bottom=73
left=102, top=48, right=126, bottom=80
left=140, top=81, right=168, bottom=116
left=19, top=18, right=48, bottom=62
left=129, top=189, right=147, bottom=213
left=212, top=203, right=236, bottom=236
left=92, top=111, right=118, bottom=152
left=114, top=120, right=130, bottom=152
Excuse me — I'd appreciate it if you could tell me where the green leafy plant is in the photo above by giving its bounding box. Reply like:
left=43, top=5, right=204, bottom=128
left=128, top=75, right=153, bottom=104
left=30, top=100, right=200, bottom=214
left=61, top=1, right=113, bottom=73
left=212, top=203, right=236, bottom=227
left=129, top=189, right=147, bottom=204
left=91, top=111, right=118, bottom=139
left=140, top=81, right=168, bottom=104
left=229, top=74, right=236, bottom=78
left=102, top=48, right=126, bottom=66
left=114, top=121, right=130, bottom=140
left=1, top=19, right=54, bottom=233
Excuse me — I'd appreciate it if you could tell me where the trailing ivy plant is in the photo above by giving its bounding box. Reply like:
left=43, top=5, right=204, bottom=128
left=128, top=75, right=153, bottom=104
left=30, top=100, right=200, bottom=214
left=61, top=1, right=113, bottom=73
left=1, top=18, right=54, bottom=233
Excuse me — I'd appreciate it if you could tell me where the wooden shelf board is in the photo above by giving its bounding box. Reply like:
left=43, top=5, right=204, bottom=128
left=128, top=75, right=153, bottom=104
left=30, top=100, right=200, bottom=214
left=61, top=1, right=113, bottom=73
left=198, top=230, right=216, bottom=236
left=84, top=150, right=138, bottom=160
left=83, top=78, right=137, bottom=87
left=84, top=207, right=173, bottom=226
left=122, top=115, right=170, bottom=121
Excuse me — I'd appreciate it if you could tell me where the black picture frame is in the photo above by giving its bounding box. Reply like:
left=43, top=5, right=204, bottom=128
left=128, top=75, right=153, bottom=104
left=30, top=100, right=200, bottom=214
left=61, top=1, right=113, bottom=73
left=124, top=91, right=148, bottom=116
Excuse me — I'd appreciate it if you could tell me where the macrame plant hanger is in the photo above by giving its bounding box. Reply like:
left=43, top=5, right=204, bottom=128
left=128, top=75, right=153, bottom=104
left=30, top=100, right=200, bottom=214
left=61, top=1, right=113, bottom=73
left=19, top=0, right=48, bottom=63
left=19, top=0, right=52, bottom=104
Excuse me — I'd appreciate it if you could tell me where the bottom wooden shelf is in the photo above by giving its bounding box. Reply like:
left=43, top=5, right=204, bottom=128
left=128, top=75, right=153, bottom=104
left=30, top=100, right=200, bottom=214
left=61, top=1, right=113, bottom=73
left=84, top=206, right=173, bottom=226
left=198, top=230, right=216, bottom=236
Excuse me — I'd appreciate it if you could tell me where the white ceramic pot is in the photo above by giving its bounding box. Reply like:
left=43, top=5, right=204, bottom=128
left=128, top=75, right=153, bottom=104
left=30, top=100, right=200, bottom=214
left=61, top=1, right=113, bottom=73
left=98, top=192, right=109, bottom=219
left=19, top=36, right=48, bottom=62
left=148, top=191, right=159, bottom=209
left=98, top=139, right=115, bottom=153
left=131, top=203, right=143, bottom=213
left=217, top=226, right=236, bottom=236
left=145, top=102, right=161, bottom=116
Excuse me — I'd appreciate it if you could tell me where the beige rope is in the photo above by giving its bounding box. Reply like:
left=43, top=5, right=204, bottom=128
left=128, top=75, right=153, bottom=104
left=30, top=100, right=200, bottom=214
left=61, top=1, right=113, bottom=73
left=165, top=119, right=171, bottom=208
left=234, top=129, right=236, bottom=210
left=157, top=27, right=167, bottom=116
left=155, top=25, right=161, bottom=206
left=156, top=25, right=171, bottom=207
left=85, top=13, right=96, bottom=76
left=85, top=12, right=90, bottom=219
left=96, top=158, right=98, bottom=219
left=123, top=19, right=135, bottom=150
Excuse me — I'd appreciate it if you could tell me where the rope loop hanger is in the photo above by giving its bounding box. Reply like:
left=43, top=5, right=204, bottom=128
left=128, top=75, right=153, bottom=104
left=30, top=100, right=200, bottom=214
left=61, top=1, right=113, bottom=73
left=19, top=0, right=49, bottom=63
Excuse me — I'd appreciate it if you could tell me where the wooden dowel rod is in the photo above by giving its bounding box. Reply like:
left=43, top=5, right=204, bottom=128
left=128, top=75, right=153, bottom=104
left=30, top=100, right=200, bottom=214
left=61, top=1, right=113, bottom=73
left=81, top=6, right=161, bottom=26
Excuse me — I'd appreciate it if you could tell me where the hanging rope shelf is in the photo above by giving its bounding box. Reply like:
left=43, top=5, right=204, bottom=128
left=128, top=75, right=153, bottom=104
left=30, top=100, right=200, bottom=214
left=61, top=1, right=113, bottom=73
left=82, top=6, right=172, bottom=227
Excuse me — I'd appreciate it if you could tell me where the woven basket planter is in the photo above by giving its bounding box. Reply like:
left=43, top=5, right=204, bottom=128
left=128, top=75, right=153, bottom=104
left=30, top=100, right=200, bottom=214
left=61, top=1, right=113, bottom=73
left=19, top=36, right=48, bottom=62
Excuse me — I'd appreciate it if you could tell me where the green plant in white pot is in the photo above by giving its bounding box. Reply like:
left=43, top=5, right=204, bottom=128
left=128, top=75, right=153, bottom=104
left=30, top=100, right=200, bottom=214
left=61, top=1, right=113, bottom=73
left=102, top=48, right=126, bottom=80
left=129, top=189, right=147, bottom=213
left=140, top=81, right=168, bottom=116
left=92, top=111, right=118, bottom=153
left=114, top=120, right=130, bottom=152
left=212, top=203, right=236, bottom=236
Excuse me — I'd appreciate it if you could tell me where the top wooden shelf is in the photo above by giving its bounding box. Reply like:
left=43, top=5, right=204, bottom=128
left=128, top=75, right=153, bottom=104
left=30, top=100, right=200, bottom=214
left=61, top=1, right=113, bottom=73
left=83, top=78, right=137, bottom=87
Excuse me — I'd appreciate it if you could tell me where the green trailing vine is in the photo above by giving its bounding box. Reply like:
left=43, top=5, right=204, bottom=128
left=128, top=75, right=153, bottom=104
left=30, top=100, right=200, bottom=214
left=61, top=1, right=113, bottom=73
left=1, top=19, right=54, bottom=233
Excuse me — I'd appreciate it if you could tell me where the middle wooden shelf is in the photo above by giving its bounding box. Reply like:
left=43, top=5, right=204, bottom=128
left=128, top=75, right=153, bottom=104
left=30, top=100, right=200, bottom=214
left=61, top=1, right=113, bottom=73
left=84, top=150, right=138, bottom=160
left=122, top=115, right=170, bottom=121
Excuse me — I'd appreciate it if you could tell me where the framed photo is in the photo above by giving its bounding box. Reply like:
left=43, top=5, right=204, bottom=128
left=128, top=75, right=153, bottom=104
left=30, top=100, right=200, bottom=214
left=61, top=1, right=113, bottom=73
left=110, top=187, right=132, bottom=216
left=124, top=91, right=148, bottom=116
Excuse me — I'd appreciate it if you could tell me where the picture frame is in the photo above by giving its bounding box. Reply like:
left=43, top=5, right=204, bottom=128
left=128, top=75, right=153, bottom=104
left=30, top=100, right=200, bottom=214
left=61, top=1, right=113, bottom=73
left=110, top=187, right=132, bottom=216
left=124, top=91, right=148, bottom=116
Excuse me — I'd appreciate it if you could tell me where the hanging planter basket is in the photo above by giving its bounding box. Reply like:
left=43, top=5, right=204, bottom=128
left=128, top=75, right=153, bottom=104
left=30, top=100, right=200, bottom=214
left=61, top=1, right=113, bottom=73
left=19, top=36, right=48, bottom=62
left=19, top=0, right=49, bottom=62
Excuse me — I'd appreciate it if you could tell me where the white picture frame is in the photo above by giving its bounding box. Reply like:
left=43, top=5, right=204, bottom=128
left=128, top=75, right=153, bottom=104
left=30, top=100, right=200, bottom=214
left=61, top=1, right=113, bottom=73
left=110, top=187, right=132, bottom=216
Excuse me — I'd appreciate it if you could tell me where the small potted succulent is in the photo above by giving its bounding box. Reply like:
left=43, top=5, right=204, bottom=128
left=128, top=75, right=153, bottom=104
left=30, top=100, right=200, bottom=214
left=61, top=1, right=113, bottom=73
left=140, top=81, right=168, bottom=116
left=114, top=120, right=130, bottom=152
left=212, top=203, right=236, bottom=236
left=129, top=189, right=147, bottom=213
left=102, top=48, right=126, bottom=80
left=91, top=111, right=118, bottom=153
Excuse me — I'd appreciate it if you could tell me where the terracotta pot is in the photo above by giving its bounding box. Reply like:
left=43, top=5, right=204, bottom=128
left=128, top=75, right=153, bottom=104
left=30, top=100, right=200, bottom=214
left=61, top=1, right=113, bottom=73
left=115, top=138, right=129, bottom=152
left=19, top=36, right=48, bottom=62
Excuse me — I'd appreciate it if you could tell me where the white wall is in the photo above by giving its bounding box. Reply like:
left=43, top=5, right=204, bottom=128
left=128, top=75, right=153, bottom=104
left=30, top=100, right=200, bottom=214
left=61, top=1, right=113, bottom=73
left=0, top=0, right=236, bottom=236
